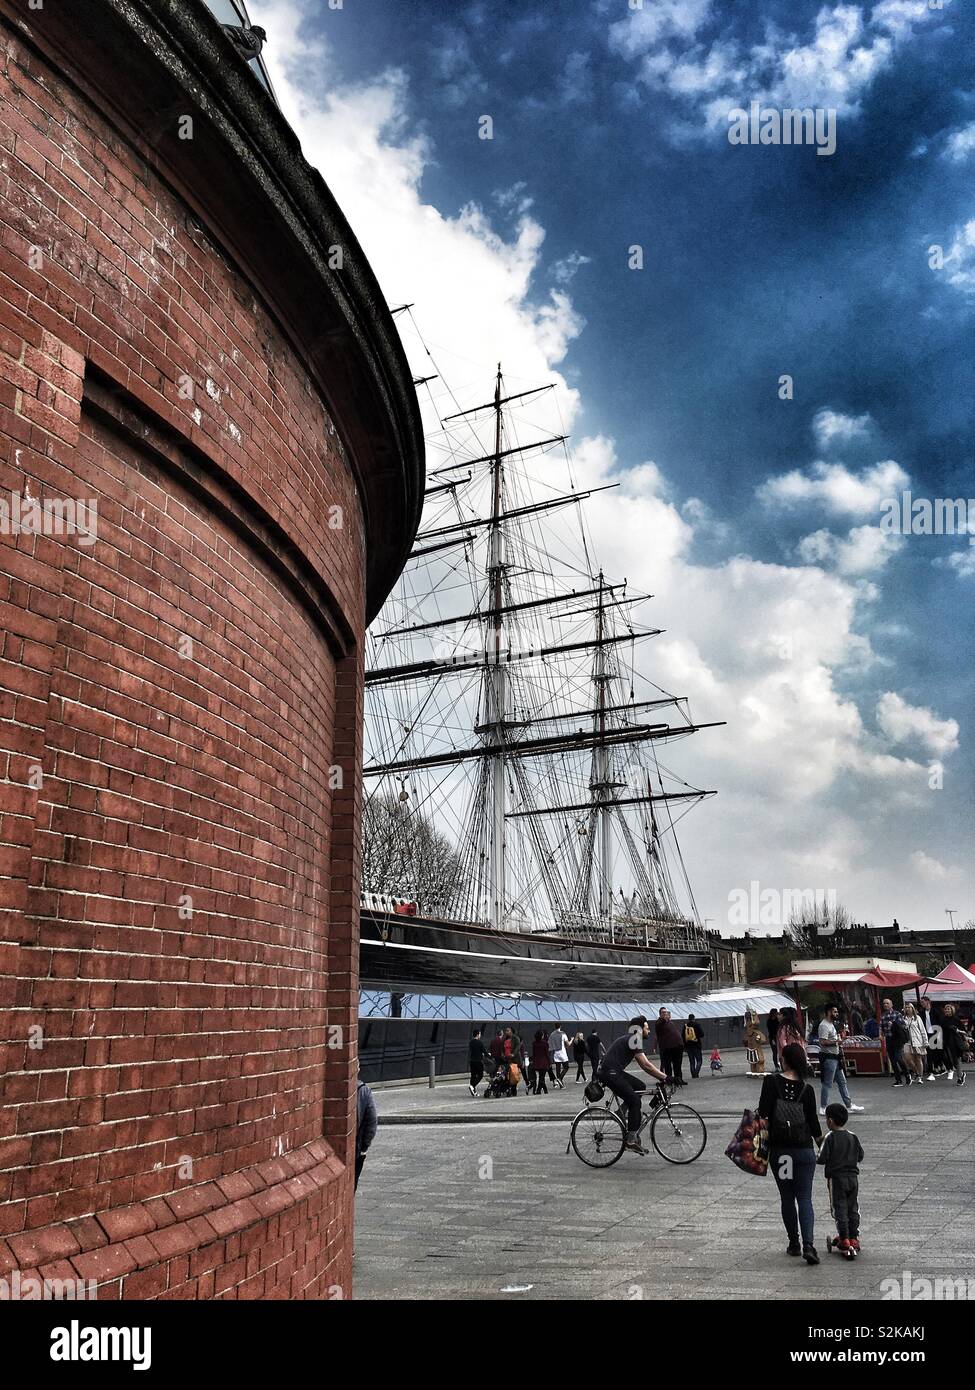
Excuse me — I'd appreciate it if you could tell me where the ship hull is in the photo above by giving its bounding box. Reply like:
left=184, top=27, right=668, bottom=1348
left=359, top=910, right=710, bottom=999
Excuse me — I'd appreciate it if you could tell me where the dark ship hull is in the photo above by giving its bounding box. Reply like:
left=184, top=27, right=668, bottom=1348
left=359, top=909, right=710, bottom=999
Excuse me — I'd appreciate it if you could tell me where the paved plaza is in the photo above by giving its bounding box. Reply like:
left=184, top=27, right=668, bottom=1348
left=354, top=1057, right=975, bottom=1300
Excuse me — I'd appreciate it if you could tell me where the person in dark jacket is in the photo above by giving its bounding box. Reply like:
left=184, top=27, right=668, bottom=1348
left=585, top=1028, right=604, bottom=1071
left=682, top=1013, right=704, bottom=1078
left=531, top=1030, right=551, bottom=1094
left=941, top=1005, right=970, bottom=1086
left=468, top=1028, right=490, bottom=1096
left=766, top=1008, right=781, bottom=1070
left=655, top=1007, right=685, bottom=1083
left=758, top=1042, right=823, bottom=1264
left=572, top=1031, right=588, bottom=1082
left=488, top=1028, right=504, bottom=1073
left=355, top=1077, right=378, bottom=1191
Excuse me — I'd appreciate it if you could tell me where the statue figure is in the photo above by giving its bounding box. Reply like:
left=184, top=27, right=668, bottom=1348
left=744, top=1011, right=767, bottom=1076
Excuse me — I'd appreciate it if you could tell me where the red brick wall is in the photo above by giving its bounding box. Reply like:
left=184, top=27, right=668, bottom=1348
left=0, top=15, right=366, bottom=1298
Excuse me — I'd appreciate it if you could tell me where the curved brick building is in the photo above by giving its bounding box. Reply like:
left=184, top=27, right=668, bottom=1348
left=0, top=0, right=423, bottom=1298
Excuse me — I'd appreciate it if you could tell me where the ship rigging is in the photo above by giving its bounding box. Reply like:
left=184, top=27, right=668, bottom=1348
left=363, top=341, right=724, bottom=955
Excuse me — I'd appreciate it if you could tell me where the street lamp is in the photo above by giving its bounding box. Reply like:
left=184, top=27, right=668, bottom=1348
left=946, top=908, right=958, bottom=931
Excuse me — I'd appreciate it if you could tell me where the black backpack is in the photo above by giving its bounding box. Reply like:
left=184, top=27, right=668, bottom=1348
left=769, top=1077, right=811, bottom=1146
left=891, top=1017, right=910, bottom=1046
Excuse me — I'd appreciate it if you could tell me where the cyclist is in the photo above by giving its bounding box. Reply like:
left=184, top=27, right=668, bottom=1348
left=598, top=1016, right=672, bottom=1153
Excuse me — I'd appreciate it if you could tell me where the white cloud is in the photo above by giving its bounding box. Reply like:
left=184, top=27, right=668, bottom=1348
left=876, top=691, right=960, bottom=756
left=944, top=121, right=975, bottom=161
left=944, top=218, right=975, bottom=294
left=610, top=0, right=947, bottom=138
left=946, top=538, right=975, bottom=577
left=812, top=407, right=874, bottom=449
left=797, top=523, right=904, bottom=575
left=910, top=849, right=948, bottom=883
left=759, top=457, right=910, bottom=516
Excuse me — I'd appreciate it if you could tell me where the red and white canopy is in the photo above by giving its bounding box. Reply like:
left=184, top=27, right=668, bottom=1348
left=923, top=961, right=975, bottom=1001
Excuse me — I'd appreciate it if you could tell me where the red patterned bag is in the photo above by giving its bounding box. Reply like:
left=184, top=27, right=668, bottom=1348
left=725, top=1108, right=769, bottom=1176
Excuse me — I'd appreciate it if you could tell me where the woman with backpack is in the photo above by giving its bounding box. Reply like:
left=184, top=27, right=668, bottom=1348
left=758, top=1041, right=823, bottom=1265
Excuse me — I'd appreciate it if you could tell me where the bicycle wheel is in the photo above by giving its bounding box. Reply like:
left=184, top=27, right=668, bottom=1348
left=570, top=1106, right=626, bottom=1168
left=649, top=1102, right=707, bottom=1164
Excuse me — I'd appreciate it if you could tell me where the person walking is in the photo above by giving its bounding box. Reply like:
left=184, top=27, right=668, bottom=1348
left=818, top=1103, right=865, bottom=1258
left=758, top=1042, right=823, bottom=1265
left=488, top=1028, right=504, bottom=1075
left=549, top=1023, right=569, bottom=1087
left=683, top=1013, right=705, bottom=1078
left=941, top=1005, right=970, bottom=1086
left=655, top=1007, right=685, bottom=1084
left=817, top=1005, right=864, bottom=1115
left=585, top=1027, right=604, bottom=1075
left=902, top=1004, right=927, bottom=1085
left=355, top=1073, right=378, bottom=1191
left=468, top=1027, right=490, bottom=1096
left=918, top=996, right=945, bottom=1078
left=531, top=1029, right=551, bottom=1094
left=880, top=997, right=910, bottom=1086
left=767, top=1007, right=782, bottom=1071
left=777, top=1006, right=807, bottom=1055
left=572, top=1031, right=588, bottom=1082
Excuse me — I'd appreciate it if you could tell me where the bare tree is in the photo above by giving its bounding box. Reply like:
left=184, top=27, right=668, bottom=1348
left=787, top=897, right=851, bottom=958
left=362, top=793, right=465, bottom=918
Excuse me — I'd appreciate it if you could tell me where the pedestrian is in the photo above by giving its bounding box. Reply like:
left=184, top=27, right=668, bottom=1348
left=902, top=1003, right=927, bottom=1085
left=941, top=1005, right=970, bottom=1086
left=777, top=1006, right=807, bottom=1055
left=468, top=1027, right=490, bottom=1096
left=918, top=996, right=945, bottom=1078
left=709, top=1045, right=723, bottom=1074
left=355, top=1071, right=378, bottom=1191
left=519, top=1034, right=533, bottom=1094
left=585, top=1027, right=604, bottom=1074
left=549, top=1023, right=569, bottom=1087
left=817, top=1005, right=864, bottom=1115
left=655, top=1007, right=685, bottom=1084
left=880, top=997, right=910, bottom=1085
left=531, top=1029, right=551, bottom=1094
left=500, top=1025, right=522, bottom=1095
left=682, top=1013, right=705, bottom=1078
left=572, top=1031, right=588, bottom=1082
left=767, top=1007, right=782, bottom=1071
left=488, top=1027, right=504, bottom=1074
left=758, top=1041, right=823, bottom=1265
left=818, top=1102, right=864, bottom=1258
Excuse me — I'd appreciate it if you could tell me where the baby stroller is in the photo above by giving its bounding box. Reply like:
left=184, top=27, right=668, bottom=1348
left=484, top=1060, right=520, bottom=1098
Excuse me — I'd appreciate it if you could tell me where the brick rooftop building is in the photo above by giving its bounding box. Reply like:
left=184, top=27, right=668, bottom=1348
left=0, top=0, right=423, bottom=1297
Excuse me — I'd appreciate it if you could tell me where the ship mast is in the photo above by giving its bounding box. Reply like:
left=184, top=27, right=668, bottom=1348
left=364, top=364, right=725, bottom=938
left=594, top=572, right=612, bottom=932
left=486, top=365, right=506, bottom=930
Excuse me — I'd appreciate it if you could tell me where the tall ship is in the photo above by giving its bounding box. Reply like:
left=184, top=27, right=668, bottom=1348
left=360, top=339, right=723, bottom=1005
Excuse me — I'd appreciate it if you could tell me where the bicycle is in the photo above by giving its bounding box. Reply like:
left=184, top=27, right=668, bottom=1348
left=567, top=1080, right=708, bottom=1168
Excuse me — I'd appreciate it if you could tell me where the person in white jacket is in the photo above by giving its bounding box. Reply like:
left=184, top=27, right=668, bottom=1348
left=903, top=1003, right=927, bottom=1084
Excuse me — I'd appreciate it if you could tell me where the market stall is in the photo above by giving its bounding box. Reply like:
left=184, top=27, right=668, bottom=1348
left=757, top=957, right=929, bottom=1076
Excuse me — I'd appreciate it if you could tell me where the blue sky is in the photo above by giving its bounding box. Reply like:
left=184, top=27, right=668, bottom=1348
left=250, top=0, right=973, bottom=934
